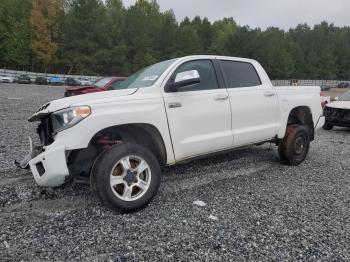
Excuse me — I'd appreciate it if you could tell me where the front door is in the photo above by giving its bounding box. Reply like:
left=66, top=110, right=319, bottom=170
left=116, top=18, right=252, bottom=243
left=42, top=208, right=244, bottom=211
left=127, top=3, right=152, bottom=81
left=162, top=59, right=233, bottom=161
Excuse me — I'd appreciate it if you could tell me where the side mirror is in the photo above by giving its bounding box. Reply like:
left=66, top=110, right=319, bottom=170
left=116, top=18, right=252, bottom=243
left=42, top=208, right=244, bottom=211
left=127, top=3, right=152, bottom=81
left=172, top=70, right=201, bottom=90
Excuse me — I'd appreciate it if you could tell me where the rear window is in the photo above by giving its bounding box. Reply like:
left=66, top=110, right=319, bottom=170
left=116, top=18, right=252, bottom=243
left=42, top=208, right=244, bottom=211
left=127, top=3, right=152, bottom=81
left=221, top=60, right=261, bottom=88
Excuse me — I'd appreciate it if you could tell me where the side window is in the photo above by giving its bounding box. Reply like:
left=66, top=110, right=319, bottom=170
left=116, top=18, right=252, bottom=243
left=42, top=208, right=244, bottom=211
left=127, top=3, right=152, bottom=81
left=221, top=60, right=261, bottom=88
left=171, top=60, right=219, bottom=92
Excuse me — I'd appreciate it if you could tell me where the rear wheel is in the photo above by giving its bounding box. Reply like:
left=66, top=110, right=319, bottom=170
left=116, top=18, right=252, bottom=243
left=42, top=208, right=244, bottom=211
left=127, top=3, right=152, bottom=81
left=278, top=125, right=310, bottom=166
left=90, top=143, right=161, bottom=212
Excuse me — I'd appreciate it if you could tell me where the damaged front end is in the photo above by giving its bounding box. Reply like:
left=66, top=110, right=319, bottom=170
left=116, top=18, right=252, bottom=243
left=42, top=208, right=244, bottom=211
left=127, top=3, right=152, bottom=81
left=15, top=104, right=54, bottom=169
left=15, top=102, right=100, bottom=187
left=14, top=104, right=72, bottom=187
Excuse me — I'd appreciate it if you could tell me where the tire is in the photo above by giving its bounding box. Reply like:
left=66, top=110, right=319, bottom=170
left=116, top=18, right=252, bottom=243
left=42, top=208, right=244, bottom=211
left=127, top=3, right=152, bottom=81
left=323, top=122, right=333, bottom=130
left=278, top=124, right=310, bottom=166
left=90, top=143, right=161, bottom=212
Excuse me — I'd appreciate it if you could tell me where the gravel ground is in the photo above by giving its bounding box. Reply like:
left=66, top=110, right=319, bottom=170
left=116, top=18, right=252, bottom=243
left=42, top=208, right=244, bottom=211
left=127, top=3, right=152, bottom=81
left=0, top=83, right=350, bottom=261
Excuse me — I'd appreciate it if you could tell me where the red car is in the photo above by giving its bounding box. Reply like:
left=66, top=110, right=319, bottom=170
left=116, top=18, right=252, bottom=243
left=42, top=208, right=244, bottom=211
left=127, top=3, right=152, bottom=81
left=64, top=77, right=127, bottom=97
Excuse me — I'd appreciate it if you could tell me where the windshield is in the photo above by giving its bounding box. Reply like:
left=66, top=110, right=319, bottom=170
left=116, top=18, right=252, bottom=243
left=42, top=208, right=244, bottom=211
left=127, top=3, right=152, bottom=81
left=339, top=92, right=350, bottom=101
left=111, top=59, right=177, bottom=90
left=93, top=77, right=112, bottom=88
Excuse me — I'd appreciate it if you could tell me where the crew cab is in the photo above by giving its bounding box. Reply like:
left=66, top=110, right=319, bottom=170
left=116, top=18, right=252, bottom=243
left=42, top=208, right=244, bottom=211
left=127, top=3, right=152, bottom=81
left=17, top=56, right=325, bottom=212
left=323, top=91, right=350, bottom=130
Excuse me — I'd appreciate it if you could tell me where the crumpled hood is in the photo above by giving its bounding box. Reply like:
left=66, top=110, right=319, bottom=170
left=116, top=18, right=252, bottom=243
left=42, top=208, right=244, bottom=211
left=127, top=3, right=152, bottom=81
left=327, top=101, right=350, bottom=110
left=29, top=88, right=138, bottom=122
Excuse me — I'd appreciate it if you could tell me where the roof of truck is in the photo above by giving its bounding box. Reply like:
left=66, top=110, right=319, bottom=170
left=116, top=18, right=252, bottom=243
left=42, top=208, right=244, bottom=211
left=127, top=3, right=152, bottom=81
left=180, top=55, right=257, bottom=63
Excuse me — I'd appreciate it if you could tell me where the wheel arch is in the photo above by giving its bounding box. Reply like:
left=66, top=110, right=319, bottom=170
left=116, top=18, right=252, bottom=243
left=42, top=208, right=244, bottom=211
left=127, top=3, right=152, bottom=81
left=286, top=106, right=314, bottom=141
left=89, top=123, right=168, bottom=166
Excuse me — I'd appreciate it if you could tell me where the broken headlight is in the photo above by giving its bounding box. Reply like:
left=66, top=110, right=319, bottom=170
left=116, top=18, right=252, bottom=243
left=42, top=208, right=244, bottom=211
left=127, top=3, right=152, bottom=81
left=51, top=106, right=91, bottom=133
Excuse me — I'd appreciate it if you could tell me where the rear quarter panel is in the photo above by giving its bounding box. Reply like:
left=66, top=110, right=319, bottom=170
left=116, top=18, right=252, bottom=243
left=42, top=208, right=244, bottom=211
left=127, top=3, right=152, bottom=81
left=275, top=86, right=323, bottom=138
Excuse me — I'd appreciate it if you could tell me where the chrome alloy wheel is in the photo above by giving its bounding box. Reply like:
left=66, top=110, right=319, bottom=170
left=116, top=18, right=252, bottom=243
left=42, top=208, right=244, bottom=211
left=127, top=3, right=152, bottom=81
left=110, top=155, right=151, bottom=201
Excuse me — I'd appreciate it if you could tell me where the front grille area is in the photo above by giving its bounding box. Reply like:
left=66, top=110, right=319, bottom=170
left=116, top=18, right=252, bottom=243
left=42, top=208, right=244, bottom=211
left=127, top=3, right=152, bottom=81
left=324, top=107, right=350, bottom=118
left=324, top=107, right=350, bottom=126
left=37, top=116, right=54, bottom=146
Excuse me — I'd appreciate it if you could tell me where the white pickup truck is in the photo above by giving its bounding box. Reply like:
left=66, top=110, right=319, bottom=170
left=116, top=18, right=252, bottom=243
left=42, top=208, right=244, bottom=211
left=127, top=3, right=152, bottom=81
left=17, top=55, right=324, bottom=211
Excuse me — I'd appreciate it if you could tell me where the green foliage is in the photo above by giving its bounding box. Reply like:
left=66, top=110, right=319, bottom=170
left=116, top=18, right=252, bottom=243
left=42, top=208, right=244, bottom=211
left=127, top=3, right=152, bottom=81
left=175, top=20, right=203, bottom=56
left=254, top=28, right=295, bottom=79
left=0, top=0, right=32, bottom=69
left=122, top=0, right=162, bottom=73
left=157, top=10, right=177, bottom=59
left=0, top=0, right=350, bottom=79
left=30, top=0, right=64, bottom=71
left=61, top=0, right=108, bottom=74
left=210, top=18, right=237, bottom=54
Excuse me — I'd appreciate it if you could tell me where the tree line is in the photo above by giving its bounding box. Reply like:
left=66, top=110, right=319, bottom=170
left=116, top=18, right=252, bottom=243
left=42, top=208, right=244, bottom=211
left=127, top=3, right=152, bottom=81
left=0, top=0, right=350, bottom=80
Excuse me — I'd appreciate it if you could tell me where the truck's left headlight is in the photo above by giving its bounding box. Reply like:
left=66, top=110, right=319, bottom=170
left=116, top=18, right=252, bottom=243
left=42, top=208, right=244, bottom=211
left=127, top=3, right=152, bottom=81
left=51, top=106, right=91, bottom=133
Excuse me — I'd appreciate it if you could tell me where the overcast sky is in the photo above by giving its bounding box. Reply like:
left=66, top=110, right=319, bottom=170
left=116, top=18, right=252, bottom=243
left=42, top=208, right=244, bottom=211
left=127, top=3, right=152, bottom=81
left=122, top=0, right=349, bottom=30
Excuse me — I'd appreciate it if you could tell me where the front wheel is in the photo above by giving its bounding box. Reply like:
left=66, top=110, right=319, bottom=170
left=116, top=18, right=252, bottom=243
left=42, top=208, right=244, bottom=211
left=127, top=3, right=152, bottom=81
left=90, top=143, right=161, bottom=212
left=323, top=122, right=333, bottom=130
left=278, top=125, right=310, bottom=166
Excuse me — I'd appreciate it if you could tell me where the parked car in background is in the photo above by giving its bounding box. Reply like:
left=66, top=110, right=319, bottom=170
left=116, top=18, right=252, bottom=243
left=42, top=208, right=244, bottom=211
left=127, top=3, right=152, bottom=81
left=1, top=75, right=15, bottom=83
left=337, top=82, right=350, bottom=88
left=320, top=85, right=330, bottom=91
left=79, top=77, right=92, bottom=86
left=65, top=77, right=81, bottom=86
left=48, top=76, right=64, bottom=86
left=64, top=77, right=127, bottom=97
left=35, top=76, right=48, bottom=85
left=323, top=91, right=350, bottom=130
left=17, top=75, right=31, bottom=84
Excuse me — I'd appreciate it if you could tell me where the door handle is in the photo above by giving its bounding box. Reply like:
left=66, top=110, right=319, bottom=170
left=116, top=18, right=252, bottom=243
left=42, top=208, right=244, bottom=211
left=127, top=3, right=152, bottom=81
left=214, top=94, right=229, bottom=101
left=168, top=102, right=182, bottom=108
left=264, top=91, right=275, bottom=97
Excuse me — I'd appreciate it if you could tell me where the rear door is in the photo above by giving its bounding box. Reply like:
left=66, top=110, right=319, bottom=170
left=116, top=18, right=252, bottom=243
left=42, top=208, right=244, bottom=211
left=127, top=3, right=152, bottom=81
left=219, top=60, right=278, bottom=147
left=162, top=59, right=233, bottom=161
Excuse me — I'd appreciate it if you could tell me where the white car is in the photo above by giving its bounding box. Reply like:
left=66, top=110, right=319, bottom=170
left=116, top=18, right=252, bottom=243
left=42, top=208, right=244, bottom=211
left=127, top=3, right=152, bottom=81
left=79, top=78, right=92, bottom=86
left=17, top=55, right=325, bottom=211
left=323, top=91, right=350, bottom=130
left=1, top=75, right=15, bottom=83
